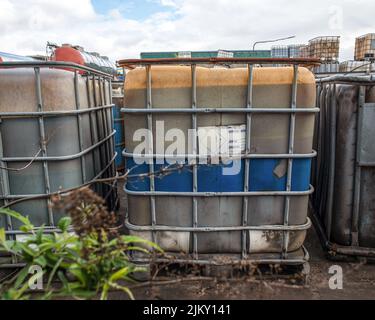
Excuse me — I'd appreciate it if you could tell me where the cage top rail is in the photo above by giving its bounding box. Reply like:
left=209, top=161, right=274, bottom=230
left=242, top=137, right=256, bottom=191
left=117, top=57, right=321, bottom=69
left=317, top=74, right=375, bottom=84
left=0, top=61, right=114, bottom=78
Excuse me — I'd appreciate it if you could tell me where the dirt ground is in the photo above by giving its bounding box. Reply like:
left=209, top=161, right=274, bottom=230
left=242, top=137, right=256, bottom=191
left=106, top=226, right=375, bottom=300
left=3, top=185, right=374, bottom=300
left=114, top=183, right=375, bottom=300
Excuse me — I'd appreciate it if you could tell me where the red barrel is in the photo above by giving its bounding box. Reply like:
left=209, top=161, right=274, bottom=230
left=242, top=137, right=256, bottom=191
left=51, top=44, right=116, bottom=75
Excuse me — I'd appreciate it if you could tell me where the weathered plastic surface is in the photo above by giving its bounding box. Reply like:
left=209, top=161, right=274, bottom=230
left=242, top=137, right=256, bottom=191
left=112, top=82, right=125, bottom=170
left=124, top=66, right=316, bottom=254
left=0, top=68, right=117, bottom=231
left=313, top=84, right=375, bottom=248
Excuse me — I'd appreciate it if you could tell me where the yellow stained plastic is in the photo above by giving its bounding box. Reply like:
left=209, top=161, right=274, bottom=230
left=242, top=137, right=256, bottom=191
left=125, top=66, right=315, bottom=90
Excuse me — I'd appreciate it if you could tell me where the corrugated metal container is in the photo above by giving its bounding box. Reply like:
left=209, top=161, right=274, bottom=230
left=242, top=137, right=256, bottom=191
left=271, top=46, right=289, bottom=58
left=354, top=33, right=375, bottom=61
left=288, top=45, right=306, bottom=58
left=120, top=58, right=317, bottom=265
left=312, top=75, right=375, bottom=259
left=140, top=50, right=271, bottom=59
left=313, top=62, right=340, bottom=74
left=112, top=81, right=125, bottom=171
left=339, top=60, right=375, bottom=73
left=0, top=52, right=35, bottom=62
left=0, top=62, right=117, bottom=239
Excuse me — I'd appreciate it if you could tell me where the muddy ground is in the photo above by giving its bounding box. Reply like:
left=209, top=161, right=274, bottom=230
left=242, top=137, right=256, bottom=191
left=113, top=183, right=375, bottom=300
left=3, top=184, right=374, bottom=300
left=106, top=226, right=375, bottom=300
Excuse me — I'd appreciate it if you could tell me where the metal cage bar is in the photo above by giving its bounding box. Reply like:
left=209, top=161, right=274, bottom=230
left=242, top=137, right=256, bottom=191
left=191, top=64, right=199, bottom=258
left=74, top=70, right=87, bottom=184
left=282, top=64, right=299, bottom=259
left=146, top=65, right=157, bottom=244
left=242, top=64, right=254, bottom=258
left=121, top=107, right=319, bottom=114
left=34, top=67, right=54, bottom=227
left=351, top=85, right=366, bottom=246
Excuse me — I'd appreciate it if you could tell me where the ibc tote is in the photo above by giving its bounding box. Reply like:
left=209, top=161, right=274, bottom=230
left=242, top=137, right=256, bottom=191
left=0, top=61, right=118, bottom=258
left=119, top=57, right=319, bottom=266
left=312, top=74, right=375, bottom=259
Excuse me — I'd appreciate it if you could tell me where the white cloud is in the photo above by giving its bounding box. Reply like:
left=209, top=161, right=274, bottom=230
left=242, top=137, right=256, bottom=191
left=0, top=0, right=374, bottom=62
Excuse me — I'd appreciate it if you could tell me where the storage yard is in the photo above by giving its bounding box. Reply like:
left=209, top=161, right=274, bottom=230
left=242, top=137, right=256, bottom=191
left=1, top=9, right=375, bottom=302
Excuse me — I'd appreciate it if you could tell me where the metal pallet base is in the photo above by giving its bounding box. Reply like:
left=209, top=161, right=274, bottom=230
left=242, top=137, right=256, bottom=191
left=310, top=203, right=375, bottom=262
left=130, top=247, right=311, bottom=284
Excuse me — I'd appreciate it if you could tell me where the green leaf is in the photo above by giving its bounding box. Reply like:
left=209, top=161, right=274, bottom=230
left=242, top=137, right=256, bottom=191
left=19, top=243, right=37, bottom=257
left=68, top=289, right=96, bottom=300
left=0, top=228, right=6, bottom=244
left=0, top=209, right=34, bottom=229
left=14, top=265, right=32, bottom=289
left=109, top=266, right=131, bottom=282
left=34, top=256, right=47, bottom=268
left=36, top=227, right=44, bottom=244
left=121, top=235, right=163, bottom=252
left=68, top=264, right=88, bottom=286
left=100, top=283, right=110, bottom=300
left=19, top=225, right=33, bottom=233
left=57, top=271, right=69, bottom=291
left=109, top=282, right=134, bottom=300
left=58, top=217, right=72, bottom=232
left=47, top=257, right=64, bottom=289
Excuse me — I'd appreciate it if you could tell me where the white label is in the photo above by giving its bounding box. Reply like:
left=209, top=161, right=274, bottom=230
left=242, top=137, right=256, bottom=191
left=217, top=50, right=234, bottom=58
left=197, top=124, right=245, bottom=157
left=178, top=51, right=192, bottom=58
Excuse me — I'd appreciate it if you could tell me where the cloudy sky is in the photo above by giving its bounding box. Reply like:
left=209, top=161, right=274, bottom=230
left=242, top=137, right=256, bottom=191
left=0, top=0, right=374, bottom=63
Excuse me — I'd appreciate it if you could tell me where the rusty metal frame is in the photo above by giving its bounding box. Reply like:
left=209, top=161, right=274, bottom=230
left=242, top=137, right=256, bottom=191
left=118, top=57, right=320, bottom=69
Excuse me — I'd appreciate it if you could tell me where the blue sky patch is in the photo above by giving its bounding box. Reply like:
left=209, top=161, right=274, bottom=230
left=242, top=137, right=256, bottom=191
left=92, top=0, right=174, bottom=20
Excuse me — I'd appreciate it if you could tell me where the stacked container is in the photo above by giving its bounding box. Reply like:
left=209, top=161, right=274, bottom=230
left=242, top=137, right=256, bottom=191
left=355, top=34, right=375, bottom=61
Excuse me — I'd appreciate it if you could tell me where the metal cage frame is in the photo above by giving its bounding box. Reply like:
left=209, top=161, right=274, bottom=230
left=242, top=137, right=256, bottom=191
left=119, top=57, right=320, bottom=267
left=0, top=61, right=118, bottom=241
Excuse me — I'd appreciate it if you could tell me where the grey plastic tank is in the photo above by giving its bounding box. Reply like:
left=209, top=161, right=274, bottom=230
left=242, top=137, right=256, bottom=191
left=120, top=59, right=317, bottom=264
left=313, top=76, right=375, bottom=256
left=0, top=62, right=117, bottom=235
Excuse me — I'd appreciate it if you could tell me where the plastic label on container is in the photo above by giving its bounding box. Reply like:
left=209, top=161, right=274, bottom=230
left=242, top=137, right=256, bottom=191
left=197, top=124, right=246, bottom=158
left=178, top=51, right=192, bottom=58
left=217, top=50, right=234, bottom=58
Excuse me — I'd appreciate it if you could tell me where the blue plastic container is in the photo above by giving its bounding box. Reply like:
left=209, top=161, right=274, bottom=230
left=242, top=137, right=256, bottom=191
left=125, top=157, right=311, bottom=193
left=112, top=105, right=125, bottom=170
